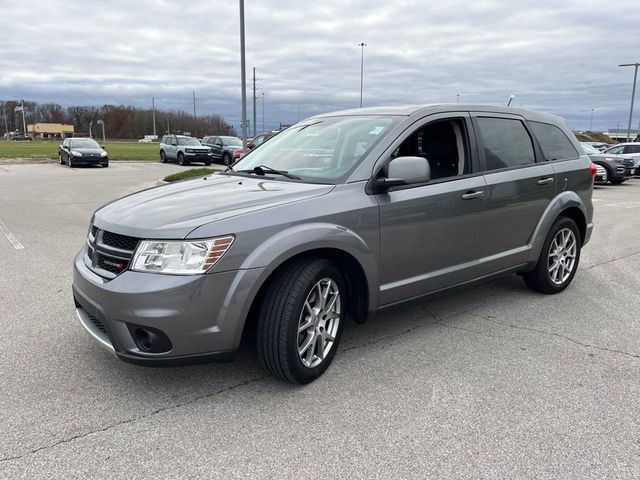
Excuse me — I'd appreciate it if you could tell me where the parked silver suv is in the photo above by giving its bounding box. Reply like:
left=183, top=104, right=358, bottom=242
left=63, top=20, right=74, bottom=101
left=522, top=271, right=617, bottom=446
left=73, top=105, right=594, bottom=384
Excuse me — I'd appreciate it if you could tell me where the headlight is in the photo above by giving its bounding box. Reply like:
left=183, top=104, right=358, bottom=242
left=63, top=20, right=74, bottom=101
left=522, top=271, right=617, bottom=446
left=100, top=151, right=108, bottom=157
left=71, top=151, right=83, bottom=157
left=131, top=236, right=234, bottom=275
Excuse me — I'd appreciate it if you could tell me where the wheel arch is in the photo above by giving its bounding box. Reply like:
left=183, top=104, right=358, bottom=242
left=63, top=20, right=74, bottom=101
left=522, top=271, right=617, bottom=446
left=238, top=246, right=373, bottom=349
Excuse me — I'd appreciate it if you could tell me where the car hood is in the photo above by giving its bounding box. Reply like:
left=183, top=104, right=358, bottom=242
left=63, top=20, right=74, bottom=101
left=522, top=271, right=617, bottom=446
left=587, top=153, right=623, bottom=161
left=72, top=147, right=104, bottom=155
left=93, top=173, right=335, bottom=239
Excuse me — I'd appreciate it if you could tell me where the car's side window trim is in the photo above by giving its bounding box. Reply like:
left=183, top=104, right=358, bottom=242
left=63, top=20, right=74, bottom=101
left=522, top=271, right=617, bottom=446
left=368, top=112, right=481, bottom=193
left=470, top=113, right=543, bottom=174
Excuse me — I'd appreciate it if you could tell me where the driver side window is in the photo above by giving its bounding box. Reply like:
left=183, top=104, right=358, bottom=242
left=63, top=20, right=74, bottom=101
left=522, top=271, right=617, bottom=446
left=390, top=118, right=471, bottom=181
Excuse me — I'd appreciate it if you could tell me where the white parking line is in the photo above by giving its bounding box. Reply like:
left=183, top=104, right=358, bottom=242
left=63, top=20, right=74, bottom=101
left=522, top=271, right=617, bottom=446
left=0, top=218, right=24, bottom=249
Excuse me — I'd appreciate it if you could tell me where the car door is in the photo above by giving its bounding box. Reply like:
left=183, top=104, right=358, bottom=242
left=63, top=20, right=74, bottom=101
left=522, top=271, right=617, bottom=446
left=377, top=113, right=492, bottom=305
left=470, top=113, right=556, bottom=268
left=167, top=136, right=179, bottom=159
left=212, top=137, right=224, bottom=160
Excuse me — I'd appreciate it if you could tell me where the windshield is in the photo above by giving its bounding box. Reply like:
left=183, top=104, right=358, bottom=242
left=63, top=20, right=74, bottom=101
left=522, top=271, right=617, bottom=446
left=232, top=116, right=399, bottom=182
left=221, top=136, right=242, bottom=146
left=581, top=143, right=599, bottom=154
left=177, top=137, right=202, bottom=146
left=70, top=139, right=100, bottom=149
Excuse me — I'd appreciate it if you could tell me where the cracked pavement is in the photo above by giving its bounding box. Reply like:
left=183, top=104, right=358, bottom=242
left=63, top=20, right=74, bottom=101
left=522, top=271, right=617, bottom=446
left=1, top=164, right=639, bottom=479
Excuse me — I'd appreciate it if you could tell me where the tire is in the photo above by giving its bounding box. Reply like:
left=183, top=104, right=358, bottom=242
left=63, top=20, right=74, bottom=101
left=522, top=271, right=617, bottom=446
left=160, top=150, right=167, bottom=163
left=68, top=156, right=74, bottom=168
left=522, top=216, right=581, bottom=294
left=59, top=154, right=64, bottom=165
left=178, top=152, right=188, bottom=166
left=204, top=160, right=212, bottom=166
left=102, top=162, right=109, bottom=168
left=609, top=177, right=625, bottom=185
left=222, top=152, right=231, bottom=166
left=257, top=257, right=346, bottom=384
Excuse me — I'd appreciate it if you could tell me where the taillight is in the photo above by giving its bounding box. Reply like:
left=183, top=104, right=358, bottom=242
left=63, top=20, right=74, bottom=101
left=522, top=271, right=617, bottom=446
left=589, top=163, right=597, bottom=179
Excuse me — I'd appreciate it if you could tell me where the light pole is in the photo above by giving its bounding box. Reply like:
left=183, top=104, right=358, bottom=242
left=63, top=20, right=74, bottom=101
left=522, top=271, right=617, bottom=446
left=96, top=119, right=105, bottom=142
left=261, top=92, right=265, bottom=131
left=152, top=97, right=156, bottom=137
left=358, top=42, right=367, bottom=108
left=589, top=109, right=594, bottom=131
left=506, top=94, right=515, bottom=107
left=619, top=63, right=639, bottom=141
left=456, top=94, right=460, bottom=104
left=239, top=0, right=248, bottom=152
left=89, top=120, right=93, bottom=138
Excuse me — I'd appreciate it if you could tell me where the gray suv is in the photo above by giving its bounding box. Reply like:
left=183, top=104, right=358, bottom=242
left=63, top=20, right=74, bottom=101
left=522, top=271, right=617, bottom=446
left=73, top=105, right=594, bottom=384
left=159, top=134, right=213, bottom=166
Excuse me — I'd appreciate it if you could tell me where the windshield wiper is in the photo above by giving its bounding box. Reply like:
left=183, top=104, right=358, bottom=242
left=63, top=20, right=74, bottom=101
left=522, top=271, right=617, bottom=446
left=236, top=165, right=302, bottom=180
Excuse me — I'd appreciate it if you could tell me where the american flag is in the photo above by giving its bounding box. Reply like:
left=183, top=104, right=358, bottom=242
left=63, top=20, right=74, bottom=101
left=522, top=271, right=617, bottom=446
left=14, top=105, right=23, bottom=113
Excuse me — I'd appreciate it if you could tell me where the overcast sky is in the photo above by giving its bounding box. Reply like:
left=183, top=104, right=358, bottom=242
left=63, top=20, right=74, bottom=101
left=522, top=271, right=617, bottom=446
left=1, top=0, right=639, bottom=133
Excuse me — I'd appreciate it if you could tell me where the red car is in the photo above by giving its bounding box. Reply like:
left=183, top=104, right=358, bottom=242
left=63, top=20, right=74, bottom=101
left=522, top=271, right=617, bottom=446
left=232, top=131, right=280, bottom=161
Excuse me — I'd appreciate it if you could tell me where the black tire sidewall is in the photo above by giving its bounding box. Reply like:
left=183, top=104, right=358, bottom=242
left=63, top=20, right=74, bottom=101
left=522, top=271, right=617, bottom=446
left=160, top=151, right=167, bottom=163
left=223, top=153, right=230, bottom=166
left=178, top=153, right=185, bottom=165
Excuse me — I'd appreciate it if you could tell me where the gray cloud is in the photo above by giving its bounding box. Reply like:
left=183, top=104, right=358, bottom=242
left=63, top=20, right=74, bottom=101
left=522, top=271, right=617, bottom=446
left=1, top=0, right=638, bottom=132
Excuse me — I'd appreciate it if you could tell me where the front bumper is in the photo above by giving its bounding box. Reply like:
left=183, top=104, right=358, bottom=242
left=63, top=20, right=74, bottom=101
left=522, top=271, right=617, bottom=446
left=73, top=156, right=108, bottom=165
left=72, top=249, right=266, bottom=365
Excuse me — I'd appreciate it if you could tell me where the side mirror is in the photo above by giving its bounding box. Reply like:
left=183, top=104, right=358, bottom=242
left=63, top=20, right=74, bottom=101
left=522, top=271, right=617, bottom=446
left=63, top=145, right=70, bottom=150
left=375, top=156, right=431, bottom=192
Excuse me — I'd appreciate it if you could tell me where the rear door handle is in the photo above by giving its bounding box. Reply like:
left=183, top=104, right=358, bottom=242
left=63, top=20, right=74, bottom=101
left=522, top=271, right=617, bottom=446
left=461, top=190, right=484, bottom=200
left=537, top=177, right=554, bottom=185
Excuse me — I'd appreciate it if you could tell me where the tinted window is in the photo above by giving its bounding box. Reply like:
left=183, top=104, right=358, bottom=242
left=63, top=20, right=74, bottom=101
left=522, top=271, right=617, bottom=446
left=530, top=121, right=579, bottom=160
left=477, top=117, right=535, bottom=170
left=177, top=137, right=201, bottom=146
left=625, top=145, right=640, bottom=153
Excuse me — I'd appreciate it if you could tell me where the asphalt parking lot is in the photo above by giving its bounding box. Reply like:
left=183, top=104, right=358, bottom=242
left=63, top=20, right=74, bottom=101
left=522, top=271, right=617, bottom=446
left=1, top=163, right=639, bottom=479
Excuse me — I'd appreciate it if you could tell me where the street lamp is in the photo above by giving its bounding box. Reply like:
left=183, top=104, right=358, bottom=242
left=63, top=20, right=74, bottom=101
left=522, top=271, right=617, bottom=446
left=89, top=120, right=93, bottom=138
left=358, top=42, right=367, bottom=108
left=239, top=0, right=248, bottom=152
left=96, top=119, right=106, bottom=142
left=619, top=62, right=639, bottom=141
left=456, top=94, right=460, bottom=104
left=506, top=94, right=515, bottom=107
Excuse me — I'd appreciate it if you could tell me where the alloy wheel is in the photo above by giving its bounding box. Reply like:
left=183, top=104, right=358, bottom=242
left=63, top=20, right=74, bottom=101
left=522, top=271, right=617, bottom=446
left=297, top=278, right=341, bottom=368
left=547, top=228, right=577, bottom=285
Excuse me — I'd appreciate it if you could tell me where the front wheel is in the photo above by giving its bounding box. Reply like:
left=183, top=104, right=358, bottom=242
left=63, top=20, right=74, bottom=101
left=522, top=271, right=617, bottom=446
left=59, top=154, right=64, bottom=165
left=222, top=152, right=231, bottom=166
left=178, top=153, right=188, bottom=166
left=609, top=178, right=625, bottom=185
left=522, top=217, right=581, bottom=294
left=257, top=258, right=346, bottom=384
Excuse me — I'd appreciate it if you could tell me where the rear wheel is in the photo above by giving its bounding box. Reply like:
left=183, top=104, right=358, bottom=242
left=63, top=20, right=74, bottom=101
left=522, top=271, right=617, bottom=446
left=160, top=150, right=167, bottom=163
left=257, top=258, right=346, bottom=384
left=523, top=217, right=581, bottom=294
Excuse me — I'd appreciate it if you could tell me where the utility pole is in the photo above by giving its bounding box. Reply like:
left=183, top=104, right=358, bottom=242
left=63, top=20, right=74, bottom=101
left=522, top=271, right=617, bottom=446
left=152, top=97, right=156, bottom=136
left=97, top=120, right=106, bottom=142
left=358, top=42, right=367, bottom=108
left=239, top=0, right=248, bottom=151
left=261, top=92, right=265, bottom=132
left=619, top=63, right=639, bottom=141
left=589, top=109, right=594, bottom=131
left=192, top=90, right=197, bottom=136
left=166, top=117, right=170, bottom=134
left=3, top=108, right=8, bottom=139
left=456, top=94, right=460, bottom=104
left=252, top=67, right=257, bottom=136
left=21, top=100, right=26, bottom=135
left=89, top=120, right=93, bottom=139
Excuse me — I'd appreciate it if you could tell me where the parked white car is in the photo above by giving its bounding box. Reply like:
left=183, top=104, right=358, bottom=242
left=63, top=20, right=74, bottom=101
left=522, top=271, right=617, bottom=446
left=138, top=138, right=153, bottom=143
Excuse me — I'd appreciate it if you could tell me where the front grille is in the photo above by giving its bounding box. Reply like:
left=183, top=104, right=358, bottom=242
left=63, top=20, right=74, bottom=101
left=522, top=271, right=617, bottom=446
left=86, top=226, right=139, bottom=279
left=102, top=231, right=139, bottom=251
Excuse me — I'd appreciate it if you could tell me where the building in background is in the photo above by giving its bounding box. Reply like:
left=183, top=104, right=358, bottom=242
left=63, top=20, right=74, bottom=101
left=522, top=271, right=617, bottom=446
left=27, top=123, right=74, bottom=138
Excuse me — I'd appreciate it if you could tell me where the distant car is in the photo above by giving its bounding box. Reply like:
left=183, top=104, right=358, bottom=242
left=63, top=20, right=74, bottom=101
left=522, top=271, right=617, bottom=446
left=11, top=134, right=32, bottom=141
left=201, top=135, right=243, bottom=165
left=581, top=142, right=633, bottom=184
left=603, top=143, right=640, bottom=176
left=138, top=138, right=153, bottom=143
left=232, top=131, right=280, bottom=161
left=58, top=138, right=109, bottom=168
left=594, top=164, right=608, bottom=184
left=583, top=142, right=609, bottom=152
left=159, top=134, right=213, bottom=166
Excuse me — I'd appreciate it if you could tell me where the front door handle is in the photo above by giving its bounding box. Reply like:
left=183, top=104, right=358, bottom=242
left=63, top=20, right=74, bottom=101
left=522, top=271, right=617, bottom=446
left=461, top=190, right=484, bottom=200
left=537, top=177, right=554, bottom=185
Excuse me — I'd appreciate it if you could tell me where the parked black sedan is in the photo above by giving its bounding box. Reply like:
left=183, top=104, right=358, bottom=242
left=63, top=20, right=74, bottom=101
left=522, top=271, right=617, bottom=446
left=59, top=138, right=109, bottom=167
left=581, top=142, right=633, bottom=184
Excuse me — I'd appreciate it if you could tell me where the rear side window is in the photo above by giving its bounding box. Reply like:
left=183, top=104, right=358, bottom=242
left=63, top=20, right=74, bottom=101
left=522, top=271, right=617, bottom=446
left=625, top=145, right=640, bottom=153
left=530, top=121, right=579, bottom=161
left=476, top=117, right=535, bottom=170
